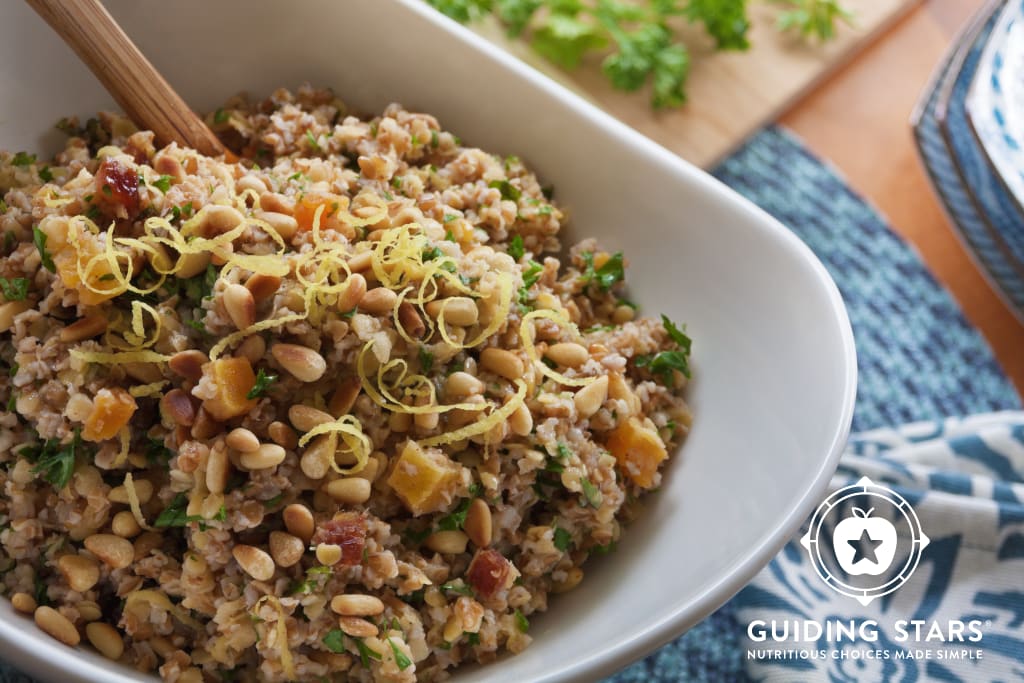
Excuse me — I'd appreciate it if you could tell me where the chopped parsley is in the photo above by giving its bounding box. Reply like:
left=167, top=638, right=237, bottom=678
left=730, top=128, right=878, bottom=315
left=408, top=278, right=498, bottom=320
left=635, top=314, right=692, bottom=386
left=33, top=226, right=55, bottom=272
left=508, top=234, right=525, bottom=261
left=555, top=442, right=572, bottom=460
left=213, top=108, right=230, bottom=124
left=418, top=346, right=434, bottom=374
left=580, top=476, right=603, bottom=509
left=388, top=638, right=413, bottom=670
left=581, top=251, right=625, bottom=292
left=169, top=202, right=194, bottom=221
left=466, top=632, right=480, bottom=646
left=422, top=246, right=443, bottom=262
left=431, top=130, right=440, bottom=148
left=353, top=638, right=383, bottom=668
left=28, top=429, right=83, bottom=489
left=151, top=174, right=173, bottom=193
left=154, top=492, right=221, bottom=529
left=0, top=200, right=7, bottom=215
left=184, top=263, right=218, bottom=302
left=617, top=298, right=637, bottom=310
left=11, top=152, right=36, bottom=167
left=488, top=179, right=521, bottom=202
left=444, top=229, right=455, bottom=242
left=38, top=166, right=53, bottom=183
left=514, top=609, right=530, bottom=633
left=517, top=260, right=544, bottom=309
left=442, top=213, right=459, bottom=223
left=263, top=493, right=284, bottom=509
left=145, top=435, right=173, bottom=465
left=305, top=130, right=321, bottom=151
left=436, top=498, right=471, bottom=531
left=322, top=629, right=346, bottom=654
left=553, top=527, right=572, bottom=552
left=440, top=580, right=474, bottom=596
left=0, top=277, right=29, bottom=301
left=246, top=368, right=277, bottom=399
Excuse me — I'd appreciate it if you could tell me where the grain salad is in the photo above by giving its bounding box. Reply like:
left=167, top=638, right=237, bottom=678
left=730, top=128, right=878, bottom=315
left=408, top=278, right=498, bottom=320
left=0, top=85, right=692, bottom=682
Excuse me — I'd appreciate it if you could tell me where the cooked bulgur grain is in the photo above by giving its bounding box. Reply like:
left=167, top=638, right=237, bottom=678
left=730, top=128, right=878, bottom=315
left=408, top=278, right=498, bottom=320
left=0, top=85, right=692, bottom=681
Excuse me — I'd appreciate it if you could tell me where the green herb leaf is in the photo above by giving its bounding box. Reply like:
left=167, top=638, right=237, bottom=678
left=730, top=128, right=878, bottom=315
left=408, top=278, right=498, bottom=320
left=214, top=108, right=230, bottom=124
left=151, top=175, right=173, bottom=193
left=532, top=12, right=606, bottom=69
left=635, top=314, right=692, bottom=386
left=555, top=442, right=572, bottom=460
left=263, top=493, right=284, bottom=509
left=306, top=130, right=321, bottom=151
left=0, top=278, right=29, bottom=301
left=443, top=213, right=459, bottom=223
left=775, top=0, right=854, bottom=41
left=581, top=251, right=624, bottom=292
left=683, top=0, right=750, bottom=50
left=419, top=346, right=434, bottom=374
left=580, top=476, right=603, bottom=508
left=488, top=179, right=521, bottom=202
left=145, top=436, right=173, bottom=465
left=323, top=629, right=346, bottom=653
left=11, top=152, right=36, bottom=167
left=353, top=637, right=383, bottom=668
left=388, top=638, right=413, bottom=670
left=246, top=368, right=277, bottom=399
left=553, top=526, right=572, bottom=551
left=33, top=226, right=55, bottom=272
left=154, top=492, right=213, bottom=528
left=422, top=246, right=443, bottom=262
left=437, top=498, right=472, bottom=532
left=513, top=608, right=530, bottom=633
left=508, top=234, right=525, bottom=261
left=30, top=430, right=83, bottom=489
left=38, top=166, right=54, bottom=183
left=440, top=580, right=474, bottom=596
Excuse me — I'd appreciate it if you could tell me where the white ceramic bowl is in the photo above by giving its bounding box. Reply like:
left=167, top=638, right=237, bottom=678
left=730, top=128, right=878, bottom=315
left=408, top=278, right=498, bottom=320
left=0, top=1, right=856, bottom=681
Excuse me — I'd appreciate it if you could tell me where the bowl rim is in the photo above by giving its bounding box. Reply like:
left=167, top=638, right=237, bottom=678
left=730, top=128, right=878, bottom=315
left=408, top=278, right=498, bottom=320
left=0, top=1, right=857, bottom=680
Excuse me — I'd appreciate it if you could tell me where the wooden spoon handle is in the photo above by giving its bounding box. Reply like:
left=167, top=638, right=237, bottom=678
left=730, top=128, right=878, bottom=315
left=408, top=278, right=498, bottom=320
left=25, top=0, right=228, bottom=158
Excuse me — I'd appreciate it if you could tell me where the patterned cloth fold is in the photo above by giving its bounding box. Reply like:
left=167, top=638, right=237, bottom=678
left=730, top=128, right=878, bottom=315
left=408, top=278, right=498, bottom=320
left=737, top=412, right=1024, bottom=682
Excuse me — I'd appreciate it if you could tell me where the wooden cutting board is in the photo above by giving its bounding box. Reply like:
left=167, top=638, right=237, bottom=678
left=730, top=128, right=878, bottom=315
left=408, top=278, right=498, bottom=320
left=471, top=0, right=920, bottom=168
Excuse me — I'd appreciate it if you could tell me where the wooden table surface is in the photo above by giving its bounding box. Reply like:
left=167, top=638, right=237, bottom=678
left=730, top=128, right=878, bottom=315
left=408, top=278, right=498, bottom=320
left=782, top=0, right=1024, bottom=398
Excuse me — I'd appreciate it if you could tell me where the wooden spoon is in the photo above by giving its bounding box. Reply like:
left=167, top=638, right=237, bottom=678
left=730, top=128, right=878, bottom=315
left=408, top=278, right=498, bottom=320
left=25, top=0, right=229, bottom=158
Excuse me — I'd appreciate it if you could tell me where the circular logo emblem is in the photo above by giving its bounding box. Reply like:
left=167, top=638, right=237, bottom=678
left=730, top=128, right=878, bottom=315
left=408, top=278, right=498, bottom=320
left=800, top=476, right=929, bottom=605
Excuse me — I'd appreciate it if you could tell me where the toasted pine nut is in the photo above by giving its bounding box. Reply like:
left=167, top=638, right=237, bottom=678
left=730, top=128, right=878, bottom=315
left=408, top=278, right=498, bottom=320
left=464, top=498, right=492, bottom=547
left=198, top=205, right=244, bottom=237
left=232, top=544, right=275, bottom=581
left=223, top=283, right=256, bottom=330
left=325, top=478, right=371, bottom=505
left=59, top=315, right=107, bottom=343
left=283, top=504, right=315, bottom=543
left=246, top=273, right=282, bottom=302
left=347, top=250, right=373, bottom=272
left=35, top=606, right=80, bottom=646
left=190, top=407, right=222, bottom=441
left=168, top=350, right=207, bottom=382
left=397, top=301, right=425, bottom=338
left=58, top=554, right=100, bottom=593
left=160, top=389, right=195, bottom=427
left=331, top=594, right=385, bottom=617
left=574, top=375, right=609, bottom=419
left=328, top=376, right=361, bottom=417
left=425, top=530, right=469, bottom=554
left=337, top=274, right=367, bottom=313
left=76, top=600, right=102, bottom=622
left=268, top=421, right=298, bottom=449
left=426, top=297, right=478, bottom=326
left=442, top=615, right=463, bottom=643
left=508, top=402, right=533, bottom=436
left=240, top=443, right=286, bottom=470
left=546, top=342, right=589, bottom=367
left=111, top=510, right=141, bottom=538
left=480, top=347, right=524, bottom=381
left=289, top=405, right=334, bottom=433
left=154, top=153, right=185, bottom=183
left=259, top=191, right=295, bottom=216
left=552, top=566, right=584, bottom=593
left=86, top=622, right=124, bottom=660
left=272, top=343, right=327, bottom=383
left=612, top=305, right=635, bottom=324
left=110, top=479, right=153, bottom=504
left=414, top=410, right=439, bottom=431
left=338, top=616, right=378, bottom=638
left=254, top=210, right=299, bottom=241
left=300, top=434, right=333, bottom=480
left=84, top=534, right=134, bottom=569
left=205, top=443, right=231, bottom=494
left=607, top=373, right=641, bottom=417
left=315, top=543, right=342, bottom=566
left=445, top=371, right=484, bottom=398
left=133, top=532, right=163, bottom=562
left=225, top=427, right=260, bottom=453
left=175, top=252, right=211, bottom=279
left=11, top=592, right=36, bottom=614
left=235, top=334, right=266, bottom=364
left=0, top=301, right=30, bottom=332
left=269, top=531, right=305, bottom=568
left=359, top=287, right=397, bottom=315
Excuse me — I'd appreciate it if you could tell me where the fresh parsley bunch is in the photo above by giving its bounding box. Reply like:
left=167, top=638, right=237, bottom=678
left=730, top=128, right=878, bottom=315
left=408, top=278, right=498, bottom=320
left=427, top=0, right=853, bottom=108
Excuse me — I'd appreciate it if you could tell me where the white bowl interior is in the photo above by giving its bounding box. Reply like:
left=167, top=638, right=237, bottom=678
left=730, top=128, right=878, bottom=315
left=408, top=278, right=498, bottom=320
left=0, top=1, right=856, bottom=681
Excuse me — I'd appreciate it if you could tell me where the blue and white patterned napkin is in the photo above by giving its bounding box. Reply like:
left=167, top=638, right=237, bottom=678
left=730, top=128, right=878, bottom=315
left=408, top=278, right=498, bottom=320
left=736, top=412, right=1024, bottom=682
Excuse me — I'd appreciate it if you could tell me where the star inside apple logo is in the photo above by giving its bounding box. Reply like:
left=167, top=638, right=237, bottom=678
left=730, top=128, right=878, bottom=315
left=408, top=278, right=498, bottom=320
left=831, top=507, right=897, bottom=576
left=800, top=476, right=930, bottom=605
